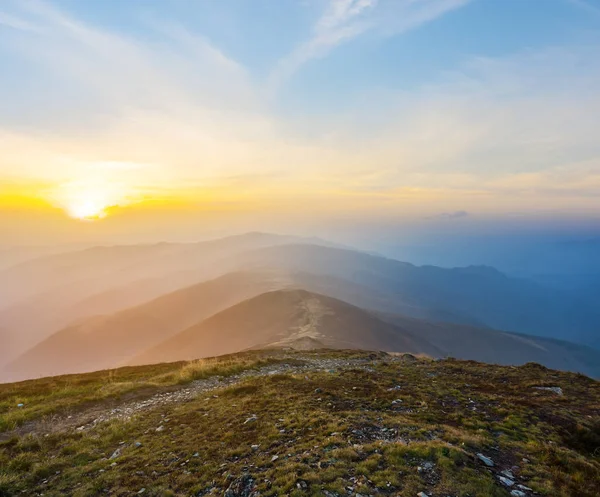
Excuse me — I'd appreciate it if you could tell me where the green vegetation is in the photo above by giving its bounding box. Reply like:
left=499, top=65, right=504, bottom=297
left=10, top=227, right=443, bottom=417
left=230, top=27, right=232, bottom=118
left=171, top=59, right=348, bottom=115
left=0, top=351, right=599, bottom=496
left=0, top=352, right=283, bottom=433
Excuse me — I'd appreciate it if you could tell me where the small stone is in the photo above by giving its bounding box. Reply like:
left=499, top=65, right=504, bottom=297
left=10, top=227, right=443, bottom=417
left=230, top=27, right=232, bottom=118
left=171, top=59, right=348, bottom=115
left=533, top=386, right=563, bottom=395
left=251, top=445, right=260, bottom=451
left=134, top=442, right=142, bottom=448
left=17, top=403, right=24, bottom=408
left=109, top=448, right=121, bottom=460
left=417, top=492, right=429, bottom=497
left=501, top=469, right=515, bottom=479
left=271, top=455, right=279, bottom=462
left=155, top=425, right=165, bottom=432
left=476, top=453, right=494, bottom=467
left=497, top=475, right=514, bottom=487
left=517, top=484, right=532, bottom=491
left=138, top=489, right=146, bottom=495
left=244, top=415, right=258, bottom=425
left=510, top=491, right=526, bottom=497
left=314, top=388, right=322, bottom=393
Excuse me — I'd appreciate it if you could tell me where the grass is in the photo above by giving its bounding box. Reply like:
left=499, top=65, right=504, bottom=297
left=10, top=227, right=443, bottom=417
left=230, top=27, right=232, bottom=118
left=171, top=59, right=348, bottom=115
left=0, top=351, right=284, bottom=433
left=0, top=351, right=599, bottom=496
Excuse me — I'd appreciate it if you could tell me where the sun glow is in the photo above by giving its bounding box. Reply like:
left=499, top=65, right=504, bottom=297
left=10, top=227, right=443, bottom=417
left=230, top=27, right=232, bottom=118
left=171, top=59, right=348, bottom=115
left=51, top=177, right=130, bottom=221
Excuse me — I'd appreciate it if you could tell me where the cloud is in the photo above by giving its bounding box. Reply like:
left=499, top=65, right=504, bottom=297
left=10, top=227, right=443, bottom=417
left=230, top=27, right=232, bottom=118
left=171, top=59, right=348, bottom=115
left=1, top=0, right=600, bottom=221
left=427, top=210, right=469, bottom=220
left=268, top=0, right=471, bottom=90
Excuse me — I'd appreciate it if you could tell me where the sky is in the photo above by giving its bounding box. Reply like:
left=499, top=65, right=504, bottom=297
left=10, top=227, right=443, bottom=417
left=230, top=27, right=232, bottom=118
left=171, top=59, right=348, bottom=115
left=1, top=0, right=600, bottom=244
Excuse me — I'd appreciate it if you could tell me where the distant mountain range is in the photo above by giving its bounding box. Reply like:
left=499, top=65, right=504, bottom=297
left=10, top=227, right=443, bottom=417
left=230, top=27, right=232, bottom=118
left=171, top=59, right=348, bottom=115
left=1, top=233, right=599, bottom=382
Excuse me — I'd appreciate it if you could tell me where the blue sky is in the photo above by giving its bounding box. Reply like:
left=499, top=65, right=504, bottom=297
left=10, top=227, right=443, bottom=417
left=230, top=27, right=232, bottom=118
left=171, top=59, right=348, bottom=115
left=1, top=0, right=600, bottom=242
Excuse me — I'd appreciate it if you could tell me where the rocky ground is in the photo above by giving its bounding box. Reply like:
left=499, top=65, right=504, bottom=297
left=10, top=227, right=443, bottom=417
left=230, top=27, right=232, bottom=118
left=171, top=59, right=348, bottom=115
left=0, top=350, right=599, bottom=496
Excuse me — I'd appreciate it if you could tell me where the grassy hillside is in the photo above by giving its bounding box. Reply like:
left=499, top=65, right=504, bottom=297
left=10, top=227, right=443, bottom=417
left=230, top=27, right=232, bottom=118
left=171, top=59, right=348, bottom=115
left=0, top=350, right=598, bottom=496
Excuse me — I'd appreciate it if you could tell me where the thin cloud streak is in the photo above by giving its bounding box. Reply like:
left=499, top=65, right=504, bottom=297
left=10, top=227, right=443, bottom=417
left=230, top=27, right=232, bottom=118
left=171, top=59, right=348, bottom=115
left=268, top=0, right=472, bottom=91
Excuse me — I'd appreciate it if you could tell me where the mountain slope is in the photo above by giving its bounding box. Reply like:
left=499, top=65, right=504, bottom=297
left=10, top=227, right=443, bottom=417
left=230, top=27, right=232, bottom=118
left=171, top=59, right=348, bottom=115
left=131, top=289, right=442, bottom=365
left=3, top=272, right=285, bottom=381
left=232, top=243, right=600, bottom=347
left=0, top=233, right=327, bottom=367
left=378, top=313, right=600, bottom=378
left=2, top=351, right=599, bottom=496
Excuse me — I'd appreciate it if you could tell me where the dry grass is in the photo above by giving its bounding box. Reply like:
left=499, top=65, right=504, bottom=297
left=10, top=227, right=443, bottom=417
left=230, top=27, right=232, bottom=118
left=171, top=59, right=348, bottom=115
left=0, top=351, right=599, bottom=496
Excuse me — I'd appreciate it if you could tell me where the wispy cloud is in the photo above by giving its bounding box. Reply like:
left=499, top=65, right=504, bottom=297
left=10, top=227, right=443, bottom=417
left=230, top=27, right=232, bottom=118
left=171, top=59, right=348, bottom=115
left=1, top=0, right=600, bottom=221
left=268, top=0, right=472, bottom=91
left=427, top=210, right=469, bottom=220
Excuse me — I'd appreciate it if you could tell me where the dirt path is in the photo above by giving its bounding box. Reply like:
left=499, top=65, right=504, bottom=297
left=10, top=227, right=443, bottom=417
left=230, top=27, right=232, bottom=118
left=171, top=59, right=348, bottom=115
left=1, top=356, right=377, bottom=441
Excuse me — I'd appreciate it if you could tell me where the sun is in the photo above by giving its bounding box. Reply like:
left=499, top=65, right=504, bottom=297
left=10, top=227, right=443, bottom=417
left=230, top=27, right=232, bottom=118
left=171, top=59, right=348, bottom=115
left=51, top=177, right=128, bottom=221
left=66, top=197, right=110, bottom=220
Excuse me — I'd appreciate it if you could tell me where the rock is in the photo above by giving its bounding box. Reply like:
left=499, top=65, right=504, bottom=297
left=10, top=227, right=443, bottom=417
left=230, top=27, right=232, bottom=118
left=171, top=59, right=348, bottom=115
left=296, top=480, right=308, bottom=490
left=314, top=388, right=322, bottom=393
left=417, top=492, right=429, bottom=497
left=476, top=453, right=494, bottom=467
left=517, top=484, right=533, bottom=491
left=251, top=445, right=260, bottom=451
left=137, top=489, right=146, bottom=495
left=244, top=416, right=258, bottom=425
left=501, top=469, right=515, bottom=479
left=497, top=475, right=514, bottom=487
left=109, top=448, right=121, bottom=460
left=134, top=442, right=142, bottom=448
left=17, top=403, right=24, bottom=408
left=533, top=386, right=563, bottom=396
left=510, top=491, right=526, bottom=497
left=155, top=425, right=165, bottom=432
left=392, top=399, right=402, bottom=405
left=271, top=455, right=279, bottom=462
left=224, top=474, right=260, bottom=497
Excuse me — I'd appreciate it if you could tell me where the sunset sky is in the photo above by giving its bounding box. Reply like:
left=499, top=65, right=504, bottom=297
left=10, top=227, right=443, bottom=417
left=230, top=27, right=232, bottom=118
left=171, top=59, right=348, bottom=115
left=1, top=0, right=600, bottom=243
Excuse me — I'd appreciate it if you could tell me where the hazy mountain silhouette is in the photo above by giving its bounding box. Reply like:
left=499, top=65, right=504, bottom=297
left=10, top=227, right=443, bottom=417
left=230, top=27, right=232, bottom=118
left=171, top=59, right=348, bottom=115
left=3, top=272, right=285, bottom=381
left=3, top=234, right=600, bottom=382
left=231, top=244, right=600, bottom=347
left=0, top=233, right=328, bottom=367
left=131, top=289, right=443, bottom=365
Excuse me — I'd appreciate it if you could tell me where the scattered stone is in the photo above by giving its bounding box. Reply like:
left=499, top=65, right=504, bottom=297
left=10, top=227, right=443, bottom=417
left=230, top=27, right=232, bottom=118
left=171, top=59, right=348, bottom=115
left=155, top=425, right=165, bottom=432
left=17, top=403, right=24, bottom=408
left=510, top=491, right=526, bottom=497
left=392, top=399, right=402, bottom=405
left=244, top=416, right=258, bottom=425
left=417, top=492, right=429, bottom=497
left=134, top=442, right=142, bottom=448
left=533, top=386, right=563, bottom=396
left=517, top=484, right=533, bottom=491
left=224, top=474, right=260, bottom=497
left=271, top=455, right=279, bottom=462
left=137, top=489, right=146, bottom=495
left=314, top=388, right=322, bottom=393
left=501, top=469, right=515, bottom=479
left=251, top=445, right=260, bottom=451
left=497, top=475, right=515, bottom=487
left=109, top=448, right=121, bottom=460
left=476, top=453, right=494, bottom=467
